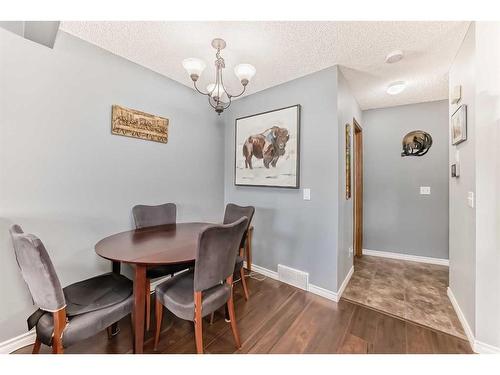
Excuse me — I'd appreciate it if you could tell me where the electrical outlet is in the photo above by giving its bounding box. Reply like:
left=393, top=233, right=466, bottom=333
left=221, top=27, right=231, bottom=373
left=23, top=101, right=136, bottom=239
left=349, top=246, right=353, bottom=256
left=420, top=186, right=431, bottom=195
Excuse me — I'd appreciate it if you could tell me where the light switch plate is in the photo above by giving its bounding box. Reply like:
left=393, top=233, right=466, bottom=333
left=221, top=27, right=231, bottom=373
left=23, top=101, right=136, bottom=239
left=303, top=188, right=311, bottom=200
left=467, top=191, right=474, bottom=208
left=451, top=85, right=462, bottom=104
left=420, top=186, right=431, bottom=195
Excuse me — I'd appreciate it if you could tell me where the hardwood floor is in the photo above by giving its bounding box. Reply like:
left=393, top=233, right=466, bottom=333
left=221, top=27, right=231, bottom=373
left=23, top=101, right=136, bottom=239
left=13, top=273, right=473, bottom=354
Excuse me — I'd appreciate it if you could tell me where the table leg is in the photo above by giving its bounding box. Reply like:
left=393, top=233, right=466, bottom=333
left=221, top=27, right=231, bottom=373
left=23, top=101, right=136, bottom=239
left=133, top=264, right=146, bottom=354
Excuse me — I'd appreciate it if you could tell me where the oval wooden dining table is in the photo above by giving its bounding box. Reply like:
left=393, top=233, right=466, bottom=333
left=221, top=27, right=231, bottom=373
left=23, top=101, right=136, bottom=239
left=95, top=222, right=213, bottom=354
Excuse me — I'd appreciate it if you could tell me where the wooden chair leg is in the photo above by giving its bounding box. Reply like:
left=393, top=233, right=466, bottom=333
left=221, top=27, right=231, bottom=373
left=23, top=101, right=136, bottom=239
left=32, top=337, right=41, bottom=354
left=246, top=226, right=253, bottom=271
left=145, top=278, right=151, bottom=331
left=52, top=308, right=66, bottom=354
left=194, top=291, right=203, bottom=354
left=240, top=268, right=249, bottom=301
left=226, top=276, right=241, bottom=349
left=154, top=298, right=163, bottom=351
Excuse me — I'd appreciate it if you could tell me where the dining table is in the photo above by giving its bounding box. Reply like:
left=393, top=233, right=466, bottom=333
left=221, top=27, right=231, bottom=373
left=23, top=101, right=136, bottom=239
left=95, top=222, right=213, bottom=354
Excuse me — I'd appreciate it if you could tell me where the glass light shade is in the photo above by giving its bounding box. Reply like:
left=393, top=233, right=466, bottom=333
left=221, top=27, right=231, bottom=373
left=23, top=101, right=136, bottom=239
left=386, top=81, right=406, bottom=95
left=234, top=64, right=256, bottom=83
left=207, top=83, right=229, bottom=102
left=182, top=58, right=206, bottom=78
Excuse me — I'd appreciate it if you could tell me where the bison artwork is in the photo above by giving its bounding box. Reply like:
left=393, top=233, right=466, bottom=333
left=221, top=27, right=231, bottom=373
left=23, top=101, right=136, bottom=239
left=401, top=130, right=433, bottom=157
left=235, top=105, right=300, bottom=188
left=243, top=126, right=290, bottom=169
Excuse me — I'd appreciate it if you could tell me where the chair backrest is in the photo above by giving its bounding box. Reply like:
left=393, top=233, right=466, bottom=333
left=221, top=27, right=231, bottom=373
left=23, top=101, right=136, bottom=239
left=223, top=203, right=255, bottom=247
left=194, top=217, right=248, bottom=292
left=9, top=225, right=65, bottom=312
left=132, top=203, right=177, bottom=229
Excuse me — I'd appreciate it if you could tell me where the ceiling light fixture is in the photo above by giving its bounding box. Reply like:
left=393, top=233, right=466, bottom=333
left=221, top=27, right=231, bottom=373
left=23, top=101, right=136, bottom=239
left=385, top=50, right=404, bottom=64
left=387, top=81, right=406, bottom=95
left=182, top=38, right=256, bottom=115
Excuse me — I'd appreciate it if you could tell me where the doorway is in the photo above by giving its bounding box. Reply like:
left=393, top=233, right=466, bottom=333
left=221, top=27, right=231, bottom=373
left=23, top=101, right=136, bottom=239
left=353, top=118, right=363, bottom=257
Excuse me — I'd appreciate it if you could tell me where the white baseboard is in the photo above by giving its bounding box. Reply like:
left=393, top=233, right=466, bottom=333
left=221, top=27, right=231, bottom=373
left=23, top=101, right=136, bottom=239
left=247, top=262, right=278, bottom=280
left=246, top=262, right=351, bottom=303
left=0, top=330, right=36, bottom=354
left=308, top=284, right=338, bottom=301
left=363, top=249, right=449, bottom=266
left=447, top=287, right=500, bottom=354
left=447, top=287, right=475, bottom=348
left=474, top=340, right=500, bottom=354
left=336, top=266, right=354, bottom=299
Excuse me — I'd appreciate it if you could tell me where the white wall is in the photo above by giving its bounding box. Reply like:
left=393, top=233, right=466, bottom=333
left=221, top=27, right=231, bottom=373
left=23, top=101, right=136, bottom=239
left=448, top=21, right=500, bottom=352
left=448, top=22, right=476, bottom=335
left=0, top=30, right=224, bottom=342
left=474, top=21, right=500, bottom=351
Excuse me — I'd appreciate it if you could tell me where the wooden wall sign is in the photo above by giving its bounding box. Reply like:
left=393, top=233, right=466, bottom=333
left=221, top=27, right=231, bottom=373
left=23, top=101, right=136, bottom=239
left=111, top=105, right=169, bottom=143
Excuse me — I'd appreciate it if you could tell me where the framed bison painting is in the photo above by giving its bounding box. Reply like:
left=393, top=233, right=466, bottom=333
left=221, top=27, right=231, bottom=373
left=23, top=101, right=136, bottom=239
left=234, top=105, right=300, bottom=188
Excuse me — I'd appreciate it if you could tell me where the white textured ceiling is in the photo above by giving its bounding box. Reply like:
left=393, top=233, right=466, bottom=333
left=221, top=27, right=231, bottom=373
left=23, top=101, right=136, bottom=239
left=60, top=21, right=469, bottom=110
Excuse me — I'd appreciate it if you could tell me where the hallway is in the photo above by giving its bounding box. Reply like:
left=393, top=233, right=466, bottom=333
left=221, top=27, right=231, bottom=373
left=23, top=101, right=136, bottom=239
left=342, top=255, right=466, bottom=339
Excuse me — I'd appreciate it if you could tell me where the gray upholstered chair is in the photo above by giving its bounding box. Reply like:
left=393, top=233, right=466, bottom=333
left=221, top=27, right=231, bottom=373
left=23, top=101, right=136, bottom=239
left=132, top=202, right=193, bottom=331
left=223, top=203, right=255, bottom=301
left=9, top=225, right=133, bottom=354
left=153, top=217, right=248, bottom=354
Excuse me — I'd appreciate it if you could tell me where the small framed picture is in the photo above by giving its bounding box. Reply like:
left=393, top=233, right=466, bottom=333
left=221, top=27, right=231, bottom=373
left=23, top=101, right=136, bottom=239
left=451, top=105, right=467, bottom=145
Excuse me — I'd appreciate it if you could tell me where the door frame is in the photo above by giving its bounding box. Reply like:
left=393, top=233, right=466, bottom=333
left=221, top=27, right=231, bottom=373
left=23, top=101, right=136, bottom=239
left=353, top=118, right=363, bottom=257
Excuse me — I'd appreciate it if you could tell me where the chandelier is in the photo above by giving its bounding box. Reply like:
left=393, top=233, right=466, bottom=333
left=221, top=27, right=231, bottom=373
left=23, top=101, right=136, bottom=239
left=182, top=38, right=256, bottom=115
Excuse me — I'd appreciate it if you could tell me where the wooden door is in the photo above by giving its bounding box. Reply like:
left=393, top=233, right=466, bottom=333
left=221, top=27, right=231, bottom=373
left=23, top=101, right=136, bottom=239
left=353, top=119, right=363, bottom=257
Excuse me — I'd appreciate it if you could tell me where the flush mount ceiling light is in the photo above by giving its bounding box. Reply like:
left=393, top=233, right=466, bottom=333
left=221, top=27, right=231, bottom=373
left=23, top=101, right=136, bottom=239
left=182, top=38, right=256, bottom=115
left=385, top=50, right=404, bottom=64
left=387, top=81, right=406, bottom=95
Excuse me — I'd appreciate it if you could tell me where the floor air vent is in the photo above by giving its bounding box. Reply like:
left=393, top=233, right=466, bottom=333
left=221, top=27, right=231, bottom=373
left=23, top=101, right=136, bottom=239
left=278, top=264, right=309, bottom=290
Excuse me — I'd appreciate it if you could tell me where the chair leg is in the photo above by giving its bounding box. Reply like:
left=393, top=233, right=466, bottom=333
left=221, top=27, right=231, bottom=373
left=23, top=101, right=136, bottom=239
left=240, top=268, right=249, bottom=301
left=154, top=299, right=163, bottom=351
left=194, top=291, right=203, bottom=354
left=226, top=277, right=241, bottom=349
left=145, top=278, right=151, bottom=331
left=246, top=226, right=253, bottom=272
left=52, top=308, right=66, bottom=354
left=130, top=311, right=135, bottom=353
left=32, top=337, right=41, bottom=354
left=209, top=312, right=215, bottom=325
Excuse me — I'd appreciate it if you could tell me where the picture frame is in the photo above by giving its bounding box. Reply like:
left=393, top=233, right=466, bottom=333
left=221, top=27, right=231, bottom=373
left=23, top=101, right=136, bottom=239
left=451, top=105, right=467, bottom=145
left=345, top=123, right=351, bottom=199
left=234, top=104, right=300, bottom=188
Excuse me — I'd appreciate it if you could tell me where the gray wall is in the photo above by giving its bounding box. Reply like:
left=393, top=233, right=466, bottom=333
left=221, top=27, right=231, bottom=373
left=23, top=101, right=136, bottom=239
left=362, top=100, right=449, bottom=259
left=223, top=67, right=340, bottom=291
left=336, top=70, right=361, bottom=286
left=448, top=23, right=476, bottom=335
left=0, top=30, right=224, bottom=342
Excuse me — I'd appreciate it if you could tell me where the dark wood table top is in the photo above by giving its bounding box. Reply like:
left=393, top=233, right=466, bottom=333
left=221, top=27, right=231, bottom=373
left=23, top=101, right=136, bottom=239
left=95, top=222, right=213, bottom=265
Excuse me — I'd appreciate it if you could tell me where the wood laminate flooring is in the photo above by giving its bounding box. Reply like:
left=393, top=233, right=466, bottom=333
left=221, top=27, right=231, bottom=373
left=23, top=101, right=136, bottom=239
left=14, top=271, right=472, bottom=354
